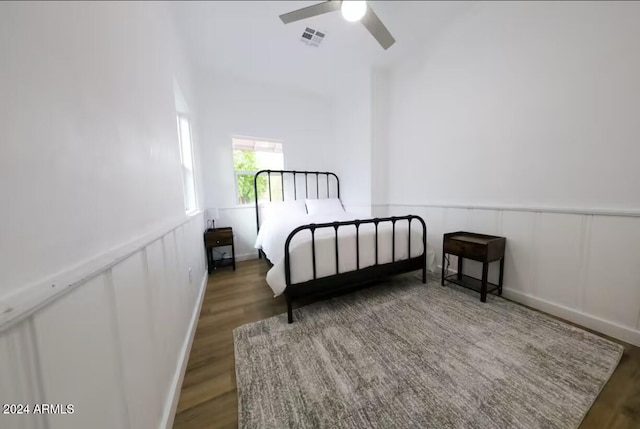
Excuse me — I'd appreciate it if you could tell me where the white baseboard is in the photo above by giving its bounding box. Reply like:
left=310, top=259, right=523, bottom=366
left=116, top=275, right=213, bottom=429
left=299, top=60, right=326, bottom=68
left=159, top=271, right=208, bottom=429
left=502, top=288, right=640, bottom=347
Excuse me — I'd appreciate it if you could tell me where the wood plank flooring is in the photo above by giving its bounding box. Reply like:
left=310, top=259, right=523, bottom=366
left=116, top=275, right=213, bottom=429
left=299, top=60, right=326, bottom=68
left=173, top=259, right=640, bottom=429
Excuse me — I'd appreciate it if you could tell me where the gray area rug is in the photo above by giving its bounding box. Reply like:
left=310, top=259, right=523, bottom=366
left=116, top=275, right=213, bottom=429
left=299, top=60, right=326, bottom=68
left=234, top=274, right=623, bottom=428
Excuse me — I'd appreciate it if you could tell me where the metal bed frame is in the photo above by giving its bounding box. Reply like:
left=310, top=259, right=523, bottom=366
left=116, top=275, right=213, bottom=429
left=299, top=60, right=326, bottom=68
left=254, top=169, right=427, bottom=323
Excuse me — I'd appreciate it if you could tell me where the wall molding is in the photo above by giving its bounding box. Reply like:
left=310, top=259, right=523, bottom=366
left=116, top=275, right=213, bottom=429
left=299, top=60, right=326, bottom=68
left=0, top=211, right=204, bottom=333
left=377, top=202, right=640, bottom=218
left=160, top=270, right=208, bottom=429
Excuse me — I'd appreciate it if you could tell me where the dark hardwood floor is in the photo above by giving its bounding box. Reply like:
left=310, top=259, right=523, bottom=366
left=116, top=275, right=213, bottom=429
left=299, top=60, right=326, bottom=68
left=173, top=259, right=640, bottom=429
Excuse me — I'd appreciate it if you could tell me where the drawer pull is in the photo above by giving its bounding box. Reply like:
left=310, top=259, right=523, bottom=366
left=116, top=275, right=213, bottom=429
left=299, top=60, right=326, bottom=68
left=216, top=240, right=220, bottom=244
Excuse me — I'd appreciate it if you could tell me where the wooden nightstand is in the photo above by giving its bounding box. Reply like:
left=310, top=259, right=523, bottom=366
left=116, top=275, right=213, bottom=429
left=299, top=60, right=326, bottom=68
left=204, top=227, right=236, bottom=274
left=441, top=231, right=506, bottom=302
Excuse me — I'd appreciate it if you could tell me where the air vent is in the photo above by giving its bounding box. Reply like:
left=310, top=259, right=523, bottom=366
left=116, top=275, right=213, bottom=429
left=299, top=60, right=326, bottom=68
left=300, top=27, right=326, bottom=47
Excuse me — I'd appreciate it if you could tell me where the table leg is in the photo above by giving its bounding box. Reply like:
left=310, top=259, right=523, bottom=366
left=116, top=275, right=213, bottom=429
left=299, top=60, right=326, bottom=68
left=207, top=248, right=213, bottom=274
left=457, top=256, right=463, bottom=281
left=441, top=249, right=446, bottom=286
left=232, top=242, right=236, bottom=271
left=498, top=257, right=505, bottom=296
left=481, top=262, right=488, bottom=302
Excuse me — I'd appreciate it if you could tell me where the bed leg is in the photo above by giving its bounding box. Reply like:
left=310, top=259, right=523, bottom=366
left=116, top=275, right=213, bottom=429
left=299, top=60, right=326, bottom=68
left=422, top=265, right=427, bottom=284
left=286, top=295, right=293, bottom=324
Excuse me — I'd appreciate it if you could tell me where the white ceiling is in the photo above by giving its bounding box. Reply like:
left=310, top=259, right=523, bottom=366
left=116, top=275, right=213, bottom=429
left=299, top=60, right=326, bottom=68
left=172, top=1, right=473, bottom=97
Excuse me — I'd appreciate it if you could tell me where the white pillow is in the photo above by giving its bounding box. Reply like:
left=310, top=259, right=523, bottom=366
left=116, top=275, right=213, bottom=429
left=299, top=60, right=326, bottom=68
left=260, top=200, right=307, bottom=221
left=305, top=198, right=345, bottom=216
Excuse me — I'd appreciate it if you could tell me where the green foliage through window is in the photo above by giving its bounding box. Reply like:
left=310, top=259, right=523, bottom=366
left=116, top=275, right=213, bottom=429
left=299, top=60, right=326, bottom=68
left=233, top=149, right=257, bottom=171
left=234, top=150, right=266, bottom=204
left=233, top=139, right=283, bottom=205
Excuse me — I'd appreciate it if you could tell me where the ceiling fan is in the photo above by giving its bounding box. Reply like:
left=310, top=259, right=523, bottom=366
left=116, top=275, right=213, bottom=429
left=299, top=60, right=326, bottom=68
left=279, top=0, right=396, bottom=50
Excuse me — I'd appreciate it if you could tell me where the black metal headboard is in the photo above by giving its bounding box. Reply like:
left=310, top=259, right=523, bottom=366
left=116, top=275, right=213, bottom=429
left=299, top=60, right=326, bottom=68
left=254, top=169, right=340, bottom=235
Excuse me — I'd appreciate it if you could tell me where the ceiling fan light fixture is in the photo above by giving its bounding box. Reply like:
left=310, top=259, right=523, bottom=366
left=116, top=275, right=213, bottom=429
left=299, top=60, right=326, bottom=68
left=341, top=1, right=367, bottom=23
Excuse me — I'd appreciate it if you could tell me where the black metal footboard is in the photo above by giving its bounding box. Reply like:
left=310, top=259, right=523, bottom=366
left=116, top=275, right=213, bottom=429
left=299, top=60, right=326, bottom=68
left=283, top=215, right=427, bottom=323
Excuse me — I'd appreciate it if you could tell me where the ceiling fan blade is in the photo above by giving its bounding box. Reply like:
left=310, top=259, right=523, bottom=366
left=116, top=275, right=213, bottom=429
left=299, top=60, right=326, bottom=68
left=361, top=5, right=396, bottom=50
left=279, top=1, right=342, bottom=24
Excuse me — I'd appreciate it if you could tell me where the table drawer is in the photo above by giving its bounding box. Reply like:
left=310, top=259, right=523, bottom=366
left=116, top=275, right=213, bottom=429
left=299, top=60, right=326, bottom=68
left=444, top=239, right=487, bottom=260
left=205, top=231, right=233, bottom=247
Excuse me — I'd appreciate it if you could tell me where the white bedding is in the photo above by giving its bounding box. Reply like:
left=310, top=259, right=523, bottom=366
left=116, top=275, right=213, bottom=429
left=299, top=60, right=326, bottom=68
left=255, top=211, right=425, bottom=296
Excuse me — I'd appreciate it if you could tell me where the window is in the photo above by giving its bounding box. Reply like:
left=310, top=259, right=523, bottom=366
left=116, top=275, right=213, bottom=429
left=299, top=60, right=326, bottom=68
left=232, top=137, right=284, bottom=205
left=177, top=115, right=197, bottom=212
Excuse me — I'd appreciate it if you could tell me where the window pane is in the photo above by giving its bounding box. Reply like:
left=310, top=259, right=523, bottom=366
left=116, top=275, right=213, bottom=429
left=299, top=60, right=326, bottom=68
left=267, top=173, right=284, bottom=202
left=183, top=167, right=196, bottom=211
left=232, top=140, right=283, bottom=169
left=233, top=149, right=284, bottom=172
left=232, top=138, right=284, bottom=205
left=255, top=150, right=284, bottom=170
left=235, top=174, right=284, bottom=205
left=179, top=117, right=193, bottom=169
left=178, top=115, right=197, bottom=212
left=237, top=173, right=259, bottom=205
left=233, top=149, right=259, bottom=171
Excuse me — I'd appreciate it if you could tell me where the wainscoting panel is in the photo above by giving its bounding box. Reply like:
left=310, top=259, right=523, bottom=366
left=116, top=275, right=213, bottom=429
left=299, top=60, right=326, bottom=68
left=584, top=216, right=640, bottom=329
left=443, top=207, right=471, bottom=233
left=420, top=206, right=444, bottom=266
left=0, top=321, right=46, bottom=429
left=501, top=210, right=536, bottom=295
left=371, top=204, right=389, bottom=218
left=216, top=207, right=257, bottom=261
left=32, top=274, right=128, bottom=429
left=388, top=204, right=640, bottom=346
left=162, top=232, right=184, bottom=351
left=469, top=208, right=501, bottom=236
left=534, top=213, right=584, bottom=309
left=111, top=252, right=162, bottom=429
left=145, top=238, right=172, bottom=388
left=0, top=213, right=207, bottom=429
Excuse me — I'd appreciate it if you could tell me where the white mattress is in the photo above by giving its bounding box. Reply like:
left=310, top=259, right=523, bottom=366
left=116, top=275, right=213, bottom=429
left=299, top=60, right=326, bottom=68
left=255, top=212, right=425, bottom=296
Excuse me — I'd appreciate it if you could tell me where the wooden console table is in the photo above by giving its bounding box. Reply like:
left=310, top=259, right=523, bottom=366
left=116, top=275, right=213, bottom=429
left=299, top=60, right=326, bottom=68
left=441, top=232, right=506, bottom=302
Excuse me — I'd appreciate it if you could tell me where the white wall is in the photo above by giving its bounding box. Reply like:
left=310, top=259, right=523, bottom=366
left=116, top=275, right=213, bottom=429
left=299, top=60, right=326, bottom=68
left=0, top=1, right=198, bottom=297
left=197, top=72, right=344, bottom=258
left=197, top=72, right=336, bottom=208
left=383, top=2, right=640, bottom=345
left=371, top=69, right=391, bottom=216
left=330, top=68, right=373, bottom=218
left=387, top=1, right=640, bottom=209
left=0, top=2, right=206, bottom=428
left=196, top=71, right=376, bottom=258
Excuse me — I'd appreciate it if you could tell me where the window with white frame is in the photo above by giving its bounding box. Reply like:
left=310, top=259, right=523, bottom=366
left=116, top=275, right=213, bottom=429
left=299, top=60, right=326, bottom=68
left=232, top=137, right=284, bottom=205
left=177, top=115, right=197, bottom=212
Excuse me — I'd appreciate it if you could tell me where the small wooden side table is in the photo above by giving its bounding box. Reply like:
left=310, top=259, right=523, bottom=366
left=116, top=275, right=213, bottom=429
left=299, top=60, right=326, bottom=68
left=204, top=227, right=236, bottom=274
left=441, top=231, right=506, bottom=302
